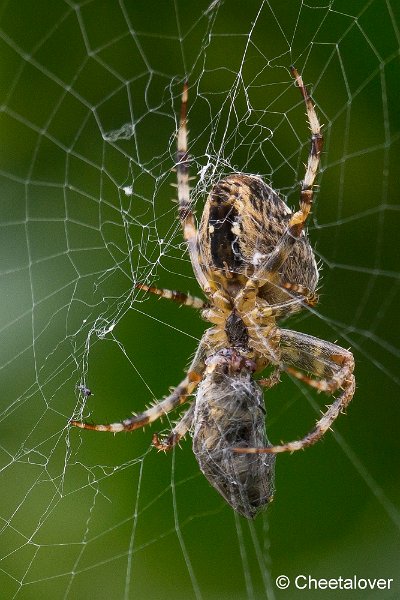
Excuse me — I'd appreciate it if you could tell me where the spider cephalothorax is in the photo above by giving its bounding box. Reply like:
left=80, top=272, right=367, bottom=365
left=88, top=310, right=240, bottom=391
left=71, top=68, right=355, bottom=519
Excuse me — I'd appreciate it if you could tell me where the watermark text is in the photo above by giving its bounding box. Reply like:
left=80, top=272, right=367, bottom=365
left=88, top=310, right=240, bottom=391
left=275, top=574, right=394, bottom=591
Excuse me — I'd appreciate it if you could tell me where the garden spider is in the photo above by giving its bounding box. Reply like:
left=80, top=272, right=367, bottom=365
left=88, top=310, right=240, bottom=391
left=71, top=68, right=355, bottom=519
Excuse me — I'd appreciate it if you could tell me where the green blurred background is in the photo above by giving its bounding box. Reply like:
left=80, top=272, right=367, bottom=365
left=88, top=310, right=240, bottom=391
left=0, top=1, right=399, bottom=599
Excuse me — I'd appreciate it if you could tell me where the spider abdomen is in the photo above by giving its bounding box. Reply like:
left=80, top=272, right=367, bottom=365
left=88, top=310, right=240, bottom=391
left=198, top=173, right=319, bottom=295
left=193, top=358, right=275, bottom=519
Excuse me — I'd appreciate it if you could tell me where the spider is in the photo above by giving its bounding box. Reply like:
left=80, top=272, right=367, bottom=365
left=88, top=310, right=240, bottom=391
left=71, top=67, right=355, bottom=519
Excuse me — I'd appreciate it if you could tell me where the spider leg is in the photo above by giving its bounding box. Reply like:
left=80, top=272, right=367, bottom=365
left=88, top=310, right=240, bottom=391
left=136, top=283, right=208, bottom=309
left=245, top=67, right=323, bottom=286
left=152, top=402, right=195, bottom=451
left=234, top=330, right=355, bottom=454
left=176, top=82, right=210, bottom=294
left=256, top=295, right=314, bottom=320
left=288, top=66, right=323, bottom=237
left=238, top=285, right=316, bottom=333
left=258, top=365, right=281, bottom=389
left=279, top=329, right=355, bottom=393
left=70, top=331, right=209, bottom=433
left=70, top=376, right=197, bottom=433
left=280, top=281, right=319, bottom=307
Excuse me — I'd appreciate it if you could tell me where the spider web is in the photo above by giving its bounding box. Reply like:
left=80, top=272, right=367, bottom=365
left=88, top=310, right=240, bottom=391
left=0, top=1, right=399, bottom=598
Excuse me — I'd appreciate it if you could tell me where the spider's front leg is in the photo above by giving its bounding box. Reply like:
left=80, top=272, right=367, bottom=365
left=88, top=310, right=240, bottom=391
left=152, top=402, right=195, bottom=451
left=70, top=331, right=209, bottom=434
left=235, top=329, right=355, bottom=454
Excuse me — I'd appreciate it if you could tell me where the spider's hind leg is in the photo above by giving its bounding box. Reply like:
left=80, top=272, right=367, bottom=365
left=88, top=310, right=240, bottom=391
left=247, top=67, right=323, bottom=281
left=176, top=82, right=210, bottom=294
left=280, top=281, right=319, bottom=307
left=288, top=66, right=323, bottom=239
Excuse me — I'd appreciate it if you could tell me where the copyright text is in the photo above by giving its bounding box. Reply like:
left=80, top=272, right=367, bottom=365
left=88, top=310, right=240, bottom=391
left=275, top=574, right=394, bottom=591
